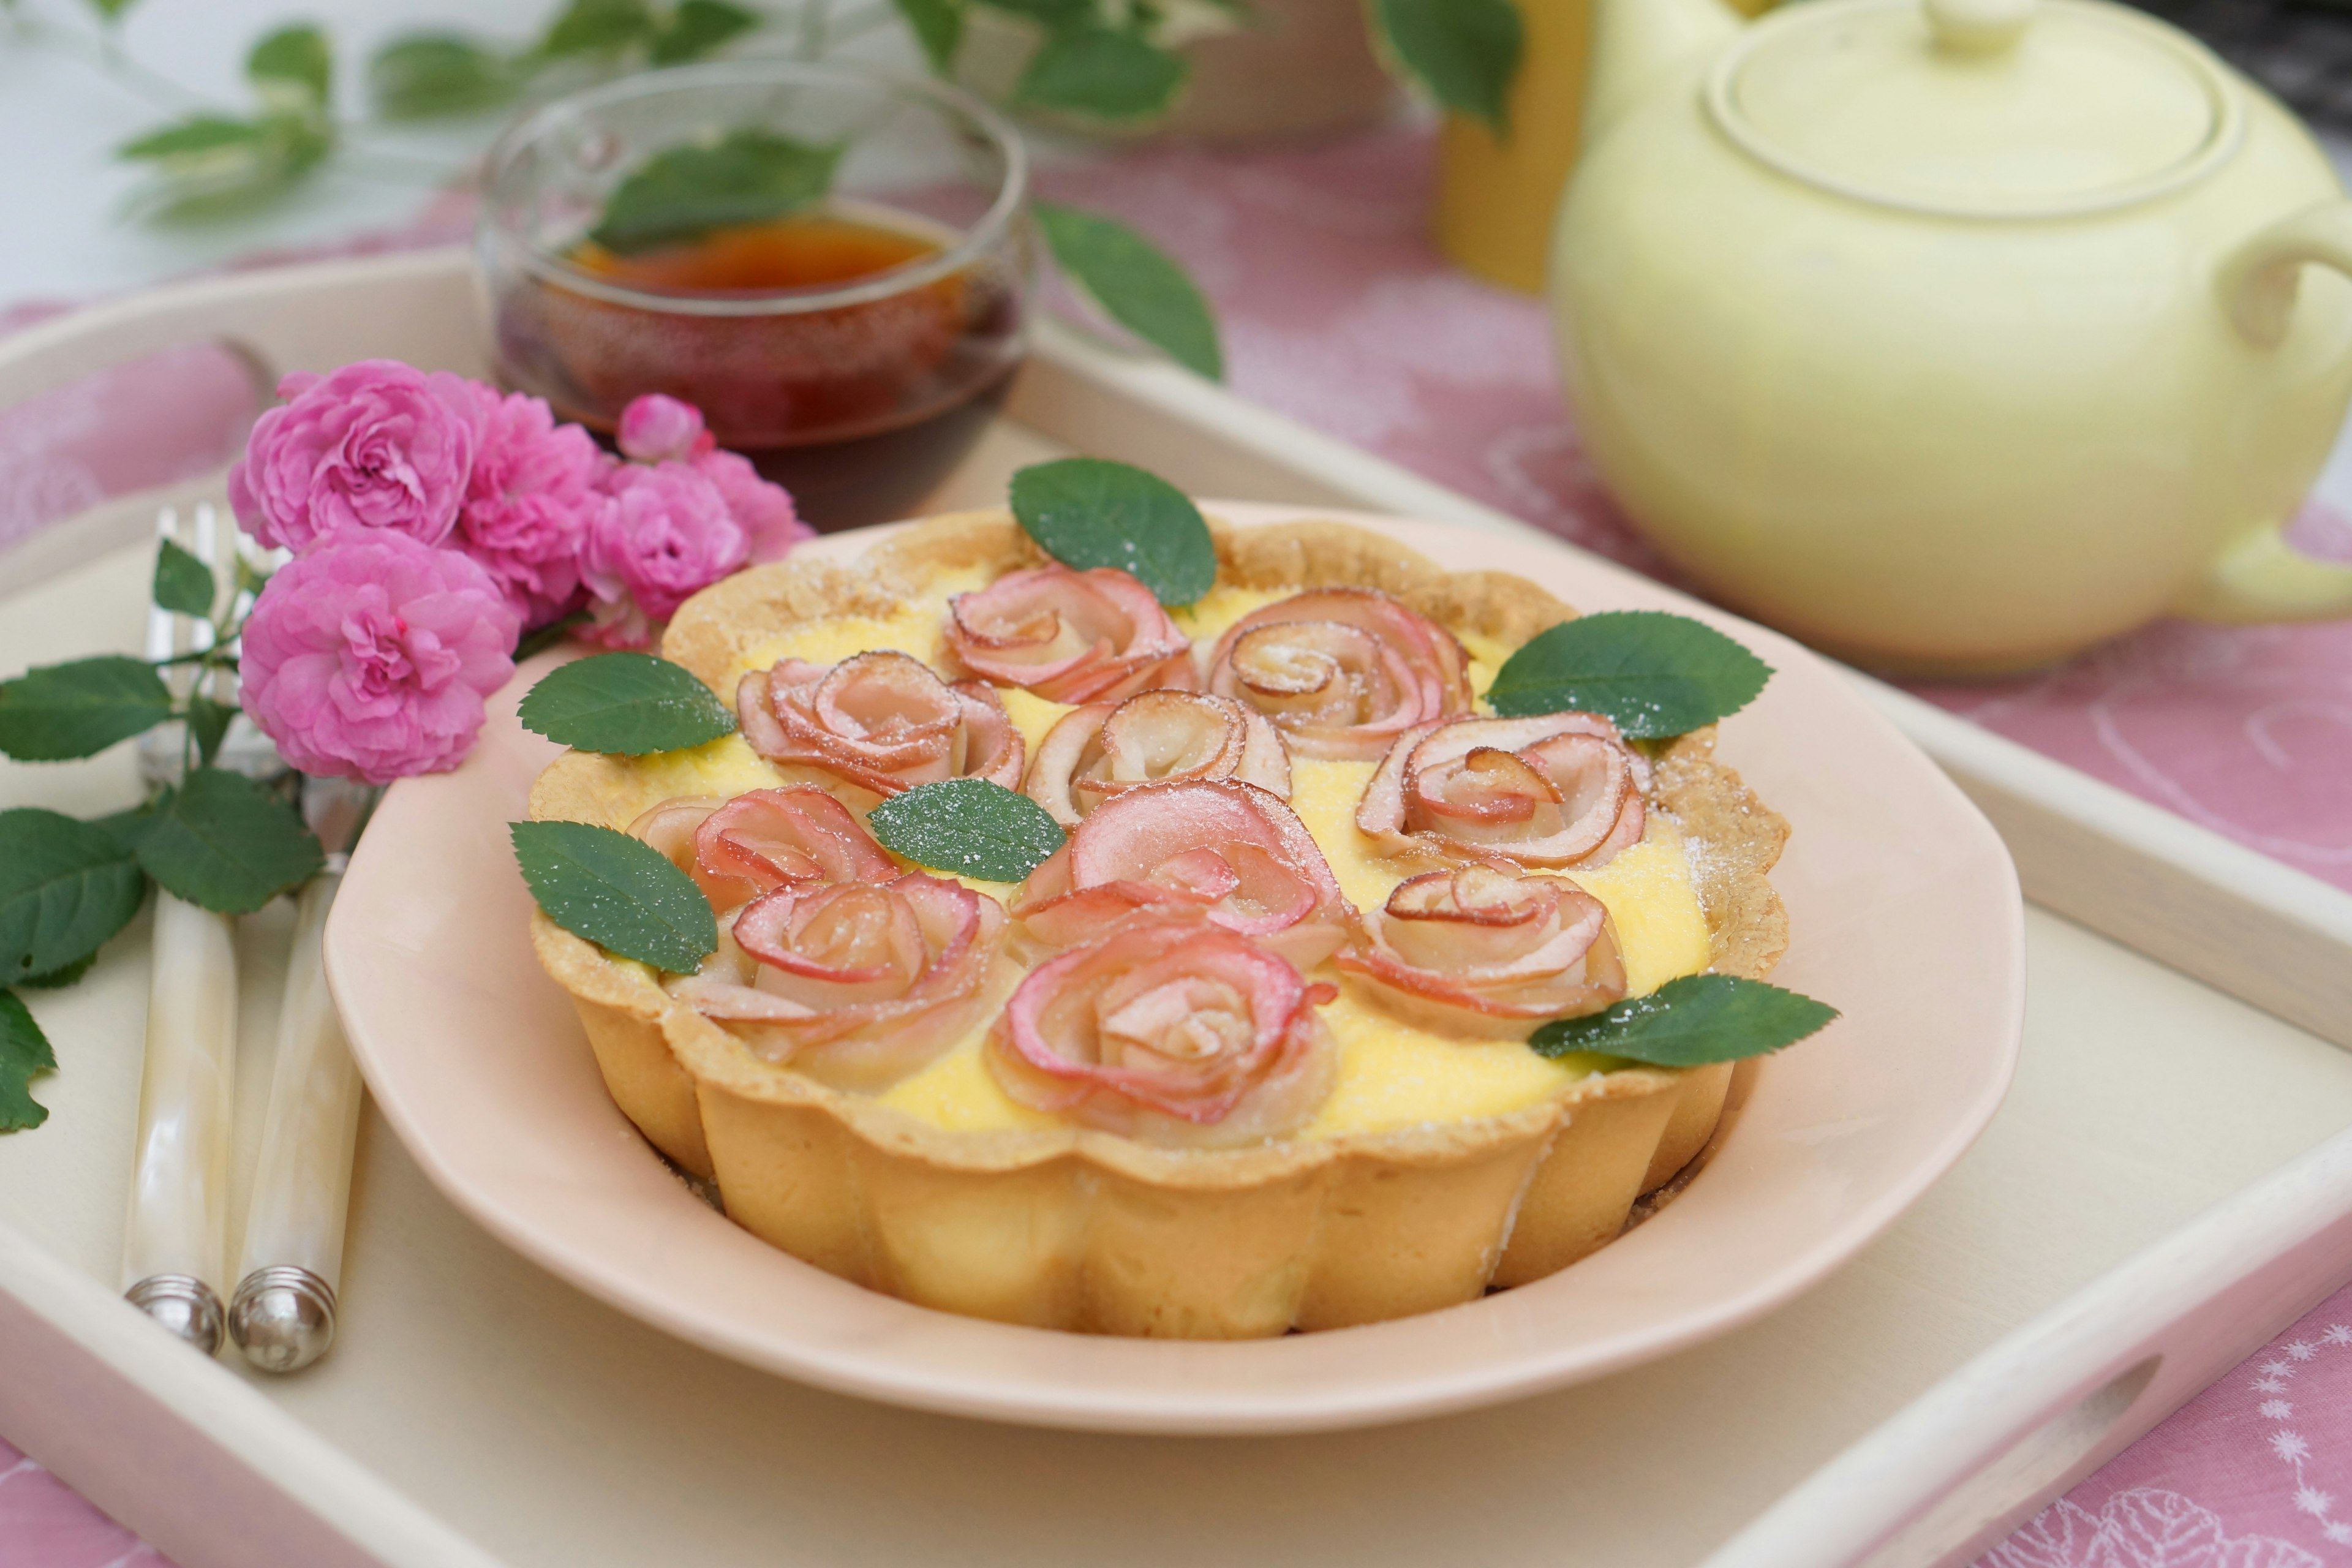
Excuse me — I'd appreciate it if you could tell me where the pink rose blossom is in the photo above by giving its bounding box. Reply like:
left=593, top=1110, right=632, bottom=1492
left=228, top=360, right=481, bottom=553
left=695, top=448, right=810, bottom=562
left=579, top=462, right=749, bottom=649
left=453, top=383, right=611, bottom=627
left=239, top=533, right=522, bottom=784
left=617, top=394, right=712, bottom=464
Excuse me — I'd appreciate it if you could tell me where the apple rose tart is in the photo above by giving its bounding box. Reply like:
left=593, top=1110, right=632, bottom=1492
left=530, top=508, right=1791, bottom=1338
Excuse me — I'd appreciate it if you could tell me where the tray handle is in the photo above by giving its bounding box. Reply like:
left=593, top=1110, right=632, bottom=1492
left=1706, top=1125, right=2352, bottom=1568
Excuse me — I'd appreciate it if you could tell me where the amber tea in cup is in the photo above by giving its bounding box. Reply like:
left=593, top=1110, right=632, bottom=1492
left=479, top=62, right=1033, bottom=531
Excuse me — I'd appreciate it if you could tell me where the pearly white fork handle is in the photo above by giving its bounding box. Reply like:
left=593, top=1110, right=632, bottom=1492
left=227, top=864, right=364, bottom=1373
left=122, top=892, right=239, bottom=1354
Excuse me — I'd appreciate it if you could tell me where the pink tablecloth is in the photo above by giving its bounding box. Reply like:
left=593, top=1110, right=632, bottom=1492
left=1, top=128, right=2347, bottom=1568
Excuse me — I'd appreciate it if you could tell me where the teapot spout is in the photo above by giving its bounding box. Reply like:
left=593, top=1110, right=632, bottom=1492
left=1585, top=0, right=1747, bottom=144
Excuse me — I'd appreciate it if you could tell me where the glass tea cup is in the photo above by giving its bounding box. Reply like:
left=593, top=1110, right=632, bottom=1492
left=478, top=59, right=1034, bottom=532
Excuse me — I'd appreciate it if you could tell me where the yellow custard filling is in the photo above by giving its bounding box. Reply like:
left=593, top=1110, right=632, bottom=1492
left=641, top=572, right=1714, bottom=1140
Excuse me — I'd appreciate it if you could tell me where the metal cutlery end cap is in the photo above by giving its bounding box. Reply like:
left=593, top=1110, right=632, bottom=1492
left=126, top=1275, right=225, bottom=1357
left=228, top=1267, right=337, bottom=1373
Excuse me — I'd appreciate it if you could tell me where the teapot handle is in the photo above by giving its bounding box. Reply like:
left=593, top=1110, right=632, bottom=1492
left=2190, top=203, right=2352, bottom=622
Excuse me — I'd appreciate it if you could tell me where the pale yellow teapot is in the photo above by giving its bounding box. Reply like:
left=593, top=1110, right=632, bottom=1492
left=1551, top=0, right=2352, bottom=673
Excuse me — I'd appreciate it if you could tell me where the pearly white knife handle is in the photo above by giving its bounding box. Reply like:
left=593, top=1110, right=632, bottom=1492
left=122, top=891, right=239, bottom=1354
left=228, top=865, right=364, bottom=1373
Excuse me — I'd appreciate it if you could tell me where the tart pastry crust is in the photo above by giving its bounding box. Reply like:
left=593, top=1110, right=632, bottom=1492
left=530, top=511, right=1790, bottom=1336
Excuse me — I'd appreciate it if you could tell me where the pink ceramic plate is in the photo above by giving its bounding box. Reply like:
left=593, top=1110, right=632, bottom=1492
left=323, top=507, right=2024, bottom=1434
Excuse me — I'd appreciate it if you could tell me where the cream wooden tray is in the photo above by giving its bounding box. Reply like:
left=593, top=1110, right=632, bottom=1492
left=2, top=249, right=2350, bottom=1568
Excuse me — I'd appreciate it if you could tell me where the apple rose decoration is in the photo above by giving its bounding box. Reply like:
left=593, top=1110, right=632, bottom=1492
left=1204, top=589, right=1473, bottom=761
left=670, top=872, right=1006, bottom=1091
left=1014, top=780, right=1353, bottom=970
left=737, top=651, right=1025, bottom=798
left=987, top=916, right=1337, bottom=1145
left=628, top=787, right=900, bottom=912
left=1024, top=690, right=1291, bottom=828
left=943, top=564, right=1196, bottom=703
left=1337, top=865, right=1627, bottom=1038
left=1357, top=713, right=1649, bottom=869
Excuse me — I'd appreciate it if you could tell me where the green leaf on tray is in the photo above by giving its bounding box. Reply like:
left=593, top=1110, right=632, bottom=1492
left=1014, top=26, right=1188, bottom=122
left=866, top=778, right=1067, bottom=884
left=538, top=0, right=658, bottom=57
left=893, top=0, right=966, bottom=72
left=368, top=35, right=518, bottom=119
left=0, top=993, right=58, bottom=1134
left=1368, top=0, right=1523, bottom=132
left=650, top=0, right=759, bottom=62
left=1529, top=974, right=1839, bottom=1067
left=18, top=952, right=98, bottom=991
left=1035, top=202, right=1223, bottom=380
left=152, top=538, right=216, bottom=620
left=247, top=24, right=333, bottom=111
left=1485, top=610, right=1773, bottom=739
left=589, top=127, right=844, bottom=255
left=0, top=809, right=147, bottom=988
left=186, top=693, right=238, bottom=769
left=0, top=656, right=175, bottom=762
left=1009, top=457, right=1218, bottom=607
left=518, top=652, right=737, bottom=755
left=511, top=820, right=717, bottom=972
left=137, top=769, right=324, bottom=916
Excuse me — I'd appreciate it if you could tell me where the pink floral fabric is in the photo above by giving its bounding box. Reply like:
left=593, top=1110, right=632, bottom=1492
left=1, top=127, right=2348, bottom=1560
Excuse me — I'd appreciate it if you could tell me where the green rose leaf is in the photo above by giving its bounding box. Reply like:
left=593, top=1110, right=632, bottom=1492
left=152, top=539, right=216, bottom=619
left=85, top=0, right=141, bottom=20
left=118, top=114, right=331, bottom=217
left=18, top=952, right=99, bottom=991
left=0, top=810, right=148, bottom=987
left=1035, top=202, right=1223, bottom=381
left=247, top=24, right=333, bottom=111
left=538, top=0, right=657, bottom=56
left=119, top=118, right=271, bottom=164
left=138, top=769, right=325, bottom=916
left=893, top=0, right=966, bottom=71
left=0, top=993, right=58, bottom=1134
left=1009, top=457, right=1217, bottom=607
left=1486, top=610, right=1773, bottom=739
left=1529, top=974, right=1839, bottom=1067
left=867, top=778, right=1066, bottom=884
left=368, top=35, right=518, bottom=119
left=1015, top=26, right=1188, bottom=123
left=511, top=820, right=717, bottom=973
left=187, top=693, right=238, bottom=769
left=650, top=0, right=759, bottom=62
left=981, top=0, right=1093, bottom=21
left=518, top=652, right=738, bottom=755
left=1368, top=0, right=1523, bottom=132
left=590, top=127, right=844, bottom=254
left=0, top=656, right=175, bottom=761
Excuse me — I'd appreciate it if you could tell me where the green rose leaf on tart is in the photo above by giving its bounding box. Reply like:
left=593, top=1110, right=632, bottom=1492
left=0, top=992, right=59, bottom=1134
left=512, top=819, right=718, bottom=973
left=1009, top=458, right=1218, bottom=608
left=519, top=652, right=739, bottom=755
left=1529, top=973, right=1837, bottom=1067
left=0, top=809, right=149, bottom=987
left=1487, top=610, right=1773, bottom=739
left=867, top=777, right=1068, bottom=884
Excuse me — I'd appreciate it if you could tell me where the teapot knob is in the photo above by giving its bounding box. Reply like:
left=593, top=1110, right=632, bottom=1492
left=1924, top=0, right=2037, bottom=54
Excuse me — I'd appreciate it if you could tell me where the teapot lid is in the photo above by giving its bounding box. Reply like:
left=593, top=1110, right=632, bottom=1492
left=1708, top=0, right=2244, bottom=219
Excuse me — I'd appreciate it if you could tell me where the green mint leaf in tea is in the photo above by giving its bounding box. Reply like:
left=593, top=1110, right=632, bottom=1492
left=0, top=993, right=58, bottom=1134
left=152, top=539, right=216, bottom=619
left=138, top=769, right=325, bottom=916
left=368, top=35, right=518, bottom=119
left=1009, top=458, right=1218, bottom=607
left=1035, top=202, right=1223, bottom=380
left=1014, top=27, right=1188, bottom=123
left=1529, top=974, right=1839, bottom=1066
left=589, top=128, right=845, bottom=255
left=1486, top=611, right=1773, bottom=738
left=518, top=652, right=738, bottom=755
left=1370, top=0, right=1523, bottom=132
left=0, top=809, right=148, bottom=987
left=891, top=0, right=965, bottom=72
left=246, top=24, right=333, bottom=111
left=0, top=656, right=175, bottom=761
left=867, top=778, right=1067, bottom=884
left=511, top=820, right=718, bottom=973
left=538, top=0, right=658, bottom=57
left=650, top=0, right=758, bottom=64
